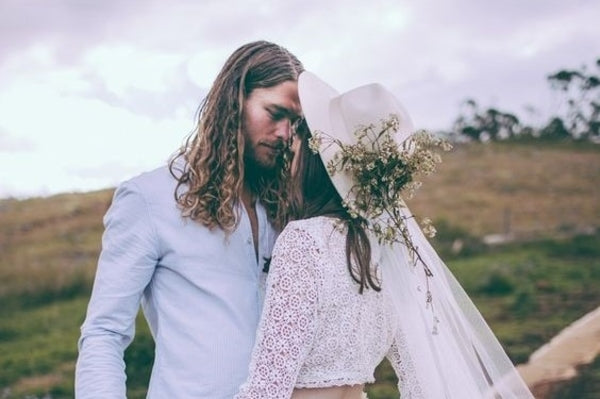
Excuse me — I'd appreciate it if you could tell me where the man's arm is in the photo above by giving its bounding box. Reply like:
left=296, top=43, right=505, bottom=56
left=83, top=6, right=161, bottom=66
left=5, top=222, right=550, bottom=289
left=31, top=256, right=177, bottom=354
left=75, top=181, right=160, bottom=398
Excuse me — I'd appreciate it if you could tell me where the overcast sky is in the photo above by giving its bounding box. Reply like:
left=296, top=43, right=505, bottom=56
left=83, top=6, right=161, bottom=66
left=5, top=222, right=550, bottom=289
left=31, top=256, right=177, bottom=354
left=0, top=0, right=598, bottom=198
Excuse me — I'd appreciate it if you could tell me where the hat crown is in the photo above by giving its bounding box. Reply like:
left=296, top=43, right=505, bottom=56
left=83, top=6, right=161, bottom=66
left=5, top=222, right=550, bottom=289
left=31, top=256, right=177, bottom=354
left=330, top=83, right=414, bottom=146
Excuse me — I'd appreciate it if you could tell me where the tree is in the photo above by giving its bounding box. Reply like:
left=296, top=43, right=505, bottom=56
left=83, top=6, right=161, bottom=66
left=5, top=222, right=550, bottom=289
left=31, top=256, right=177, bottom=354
left=452, top=99, right=523, bottom=142
left=547, top=58, right=600, bottom=140
left=448, top=58, right=600, bottom=143
left=539, top=117, right=571, bottom=141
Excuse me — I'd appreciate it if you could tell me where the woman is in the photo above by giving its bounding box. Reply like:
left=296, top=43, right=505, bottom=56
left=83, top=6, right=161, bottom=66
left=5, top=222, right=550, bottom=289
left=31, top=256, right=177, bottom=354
left=235, top=72, right=534, bottom=398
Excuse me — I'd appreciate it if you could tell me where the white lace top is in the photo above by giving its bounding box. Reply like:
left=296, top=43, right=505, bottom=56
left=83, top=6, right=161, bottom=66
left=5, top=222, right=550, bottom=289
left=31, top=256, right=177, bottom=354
left=235, top=216, right=424, bottom=399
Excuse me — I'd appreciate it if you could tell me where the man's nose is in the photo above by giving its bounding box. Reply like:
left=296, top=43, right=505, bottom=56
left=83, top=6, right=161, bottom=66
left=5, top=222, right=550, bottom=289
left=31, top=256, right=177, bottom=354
left=274, top=119, right=292, bottom=142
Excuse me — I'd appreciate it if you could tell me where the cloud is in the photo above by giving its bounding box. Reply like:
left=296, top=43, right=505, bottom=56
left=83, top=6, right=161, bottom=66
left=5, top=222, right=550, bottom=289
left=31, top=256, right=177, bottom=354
left=0, top=65, right=192, bottom=198
left=0, top=0, right=160, bottom=64
left=0, top=126, right=35, bottom=152
left=0, top=0, right=598, bottom=198
left=79, top=46, right=204, bottom=120
left=82, top=45, right=187, bottom=95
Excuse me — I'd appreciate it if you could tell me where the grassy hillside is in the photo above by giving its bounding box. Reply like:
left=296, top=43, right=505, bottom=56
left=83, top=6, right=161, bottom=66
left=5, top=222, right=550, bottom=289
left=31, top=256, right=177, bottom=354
left=0, top=141, right=599, bottom=398
left=408, top=141, right=600, bottom=238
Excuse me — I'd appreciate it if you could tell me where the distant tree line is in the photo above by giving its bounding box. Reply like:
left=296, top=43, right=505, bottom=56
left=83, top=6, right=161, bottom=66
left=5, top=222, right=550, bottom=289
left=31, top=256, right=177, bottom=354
left=448, top=58, right=600, bottom=142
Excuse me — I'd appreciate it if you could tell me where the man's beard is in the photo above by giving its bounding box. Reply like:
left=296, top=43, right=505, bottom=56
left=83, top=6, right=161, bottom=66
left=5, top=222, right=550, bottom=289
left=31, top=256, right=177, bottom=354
left=244, top=149, right=284, bottom=195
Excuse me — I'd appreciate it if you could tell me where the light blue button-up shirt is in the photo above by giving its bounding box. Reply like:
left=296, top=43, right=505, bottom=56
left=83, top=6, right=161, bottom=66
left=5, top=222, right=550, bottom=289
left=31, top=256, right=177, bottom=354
left=75, top=165, right=276, bottom=398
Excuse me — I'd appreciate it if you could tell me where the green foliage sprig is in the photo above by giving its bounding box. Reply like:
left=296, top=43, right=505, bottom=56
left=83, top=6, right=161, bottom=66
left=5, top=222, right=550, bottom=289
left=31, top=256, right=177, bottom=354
left=309, top=114, right=451, bottom=247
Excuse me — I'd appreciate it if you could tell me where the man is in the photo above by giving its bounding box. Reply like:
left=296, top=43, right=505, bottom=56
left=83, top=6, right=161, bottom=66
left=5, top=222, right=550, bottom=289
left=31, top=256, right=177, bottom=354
left=75, top=41, right=304, bottom=398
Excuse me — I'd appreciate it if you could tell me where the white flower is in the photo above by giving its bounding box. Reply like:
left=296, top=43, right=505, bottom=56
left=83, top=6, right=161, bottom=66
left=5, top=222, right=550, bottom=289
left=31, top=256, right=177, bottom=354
left=421, top=217, right=437, bottom=238
left=321, top=114, right=449, bottom=247
left=308, top=131, right=323, bottom=153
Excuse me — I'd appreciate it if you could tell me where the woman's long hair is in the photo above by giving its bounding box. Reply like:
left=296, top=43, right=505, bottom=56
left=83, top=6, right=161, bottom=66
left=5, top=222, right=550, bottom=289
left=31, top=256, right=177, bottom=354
left=281, top=125, right=380, bottom=293
left=169, top=41, right=303, bottom=231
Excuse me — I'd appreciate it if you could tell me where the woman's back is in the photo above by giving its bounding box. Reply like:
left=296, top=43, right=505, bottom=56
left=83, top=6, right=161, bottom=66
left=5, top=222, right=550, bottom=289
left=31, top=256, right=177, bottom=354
left=287, top=217, right=394, bottom=387
left=236, top=216, right=423, bottom=398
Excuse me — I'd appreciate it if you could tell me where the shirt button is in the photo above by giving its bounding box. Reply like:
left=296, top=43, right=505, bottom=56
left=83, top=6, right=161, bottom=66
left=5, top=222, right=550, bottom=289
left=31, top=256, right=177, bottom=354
left=246, top=237, right=252, bottom=245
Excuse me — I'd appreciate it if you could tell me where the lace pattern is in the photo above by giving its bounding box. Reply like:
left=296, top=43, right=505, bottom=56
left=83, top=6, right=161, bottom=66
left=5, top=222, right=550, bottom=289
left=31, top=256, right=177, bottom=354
left=235, top=217, right=422, bottom=398
left=387, top=326, right=426, bottom=398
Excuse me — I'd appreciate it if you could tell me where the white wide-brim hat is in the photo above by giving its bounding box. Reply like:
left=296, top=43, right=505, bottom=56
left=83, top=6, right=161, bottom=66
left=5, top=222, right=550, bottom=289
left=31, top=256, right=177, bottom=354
left=298, top=71, right=415, bottom=202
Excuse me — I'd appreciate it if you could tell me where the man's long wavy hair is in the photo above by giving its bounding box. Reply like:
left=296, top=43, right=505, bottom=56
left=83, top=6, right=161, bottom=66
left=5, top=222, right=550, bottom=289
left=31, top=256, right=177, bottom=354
left=169, top=41, right=303, bottom=231
left=279, top=125, right=381, bottom=294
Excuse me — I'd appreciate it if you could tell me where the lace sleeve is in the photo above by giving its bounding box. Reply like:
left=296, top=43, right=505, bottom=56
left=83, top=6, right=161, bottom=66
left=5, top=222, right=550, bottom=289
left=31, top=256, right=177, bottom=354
left=386, top=328, right=425, bottom=399
left=235, top=223, right=322, bottom=399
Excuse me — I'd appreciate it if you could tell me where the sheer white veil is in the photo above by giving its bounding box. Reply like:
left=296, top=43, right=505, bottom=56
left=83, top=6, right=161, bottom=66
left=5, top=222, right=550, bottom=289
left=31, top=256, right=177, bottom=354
left=379, top=207, right=534, bottom=398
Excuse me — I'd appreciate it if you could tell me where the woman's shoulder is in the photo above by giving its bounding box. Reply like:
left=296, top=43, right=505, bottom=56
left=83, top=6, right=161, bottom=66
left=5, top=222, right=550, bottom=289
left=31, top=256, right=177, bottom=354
left=284, top=216, right=341, bottom=236
left=279, top=216, right=345, bottom=250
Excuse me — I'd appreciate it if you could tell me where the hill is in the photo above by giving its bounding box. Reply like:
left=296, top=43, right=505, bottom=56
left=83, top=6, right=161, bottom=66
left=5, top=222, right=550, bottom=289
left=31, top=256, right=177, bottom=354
left=408, top=141, right=600, bottom=238
left=0, top=141, right=599, bottom=398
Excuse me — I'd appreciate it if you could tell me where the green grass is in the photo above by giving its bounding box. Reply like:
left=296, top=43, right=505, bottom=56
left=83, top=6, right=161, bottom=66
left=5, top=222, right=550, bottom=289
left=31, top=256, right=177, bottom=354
left=365, top=231, right=600, bottom=399
left=452, top=234, right=600, bottom=363
left=1, top=232, right=597, bottom=398
left=0, top=297, right=86, bottom=398
left=0, top=295, right=154, bottom=399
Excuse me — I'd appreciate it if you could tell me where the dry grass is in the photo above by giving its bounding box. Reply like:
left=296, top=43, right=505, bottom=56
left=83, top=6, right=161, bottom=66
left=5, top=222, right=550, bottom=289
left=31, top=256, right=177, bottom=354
left=10, top=362, right=73, bottom=396
left=0, top=189, right=113, bottom=300
left=407, top=142, right=600, bottom=237
left=1, top=142, right=598, bottom=301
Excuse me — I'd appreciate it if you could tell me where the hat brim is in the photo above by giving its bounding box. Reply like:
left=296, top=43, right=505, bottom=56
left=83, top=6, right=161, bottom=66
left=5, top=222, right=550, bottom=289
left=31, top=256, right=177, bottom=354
left=298, top=71, right=339, bottom=139
left=298, top=71, right=355, bottom=201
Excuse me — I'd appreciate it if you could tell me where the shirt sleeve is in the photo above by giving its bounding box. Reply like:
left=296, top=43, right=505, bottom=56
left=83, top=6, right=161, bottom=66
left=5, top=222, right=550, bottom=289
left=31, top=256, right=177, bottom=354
left=386, top=329, right=425, bottom=399
left=75, top=181, right=160, bottom=398
left=235, top=223, right=322, bottom=399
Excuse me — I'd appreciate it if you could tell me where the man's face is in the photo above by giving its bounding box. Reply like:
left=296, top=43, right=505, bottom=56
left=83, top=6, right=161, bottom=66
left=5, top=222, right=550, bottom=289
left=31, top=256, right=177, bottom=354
left=242, top=80, right=302, bottom=172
